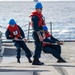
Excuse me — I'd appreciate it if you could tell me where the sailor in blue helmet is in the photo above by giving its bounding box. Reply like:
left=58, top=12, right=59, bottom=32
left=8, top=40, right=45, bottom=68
left=5, top=19, right=32, bottom=63
left=29, top=2, right=45, bottom=65
left=42, top=26, right=66, bottom=63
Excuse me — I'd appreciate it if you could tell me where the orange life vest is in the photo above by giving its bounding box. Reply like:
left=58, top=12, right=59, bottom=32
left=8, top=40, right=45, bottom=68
left=44, top=32, right=51, bottom=39
left=30, top=11, right=45, bottom=27
left=42, top=32, right=51, bottom=47
left=7, top=25, right=21, bottom=38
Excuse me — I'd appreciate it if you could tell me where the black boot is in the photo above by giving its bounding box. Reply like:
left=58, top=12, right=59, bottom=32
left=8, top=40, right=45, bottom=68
left=17, top=58, right=20, bottom=63
left=57, top=58, right=66, bottom=63
left=27, top=57, right=32, bottom=63
left=32, top=58, right=44, bottom=65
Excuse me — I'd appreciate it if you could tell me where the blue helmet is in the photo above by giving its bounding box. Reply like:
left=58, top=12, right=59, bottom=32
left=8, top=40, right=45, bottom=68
left=9, top=19, right=16, bottom=25
left=35, top=2, right=43, bottom=9
left=43, top=26, right=48, bottom=31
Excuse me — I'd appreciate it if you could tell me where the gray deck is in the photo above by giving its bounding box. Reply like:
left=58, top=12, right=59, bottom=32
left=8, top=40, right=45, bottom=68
left=0, top=42, right=75, bottom=75
left=0, top=72, right=33, bottom=75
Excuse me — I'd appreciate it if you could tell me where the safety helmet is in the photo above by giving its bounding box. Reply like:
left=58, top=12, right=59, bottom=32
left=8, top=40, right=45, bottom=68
left=35, top=2, right=43, bottom=9
left=9, top=19, right=16, bottom=25
left=43, top=26, right=48, bottom=31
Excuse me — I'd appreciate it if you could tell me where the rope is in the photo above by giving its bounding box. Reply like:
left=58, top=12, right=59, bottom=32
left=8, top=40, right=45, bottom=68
left=21, top=23, right=29, bottom=28
left=0, top=25, right=6, bottom=29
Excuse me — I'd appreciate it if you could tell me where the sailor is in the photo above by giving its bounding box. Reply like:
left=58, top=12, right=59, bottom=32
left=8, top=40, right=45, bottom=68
left=5, top=19, right=32, bottom=63
left=30, top=2, right=45, bottom=65
left=42, top=26, right=66, bottom=63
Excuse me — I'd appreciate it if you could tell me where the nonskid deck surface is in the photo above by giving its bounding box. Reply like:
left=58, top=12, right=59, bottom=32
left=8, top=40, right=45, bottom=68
left=0, top=42, right=75, bottom=75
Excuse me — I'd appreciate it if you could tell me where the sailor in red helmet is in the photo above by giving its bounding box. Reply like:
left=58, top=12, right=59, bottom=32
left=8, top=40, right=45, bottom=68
left=42, top=26, right=66, bottom=63
left=5, top=19, right=32, bottom=63
left=30, top=2, right=45, bottom=65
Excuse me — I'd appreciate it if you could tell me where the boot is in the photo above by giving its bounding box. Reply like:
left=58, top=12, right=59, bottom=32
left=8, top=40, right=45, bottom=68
left=17, top=58, right=20, bottom=63
left=32, top=58, right=44, bottom=65
left=57, top=58, right=66, bottom=63
left=27, top=57, right=32, bottom=63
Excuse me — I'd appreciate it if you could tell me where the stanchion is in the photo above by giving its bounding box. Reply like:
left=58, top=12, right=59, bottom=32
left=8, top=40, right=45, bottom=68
left=0, top=31, right=2, bottom=56
left=0, top=31, right=3, bottom=63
